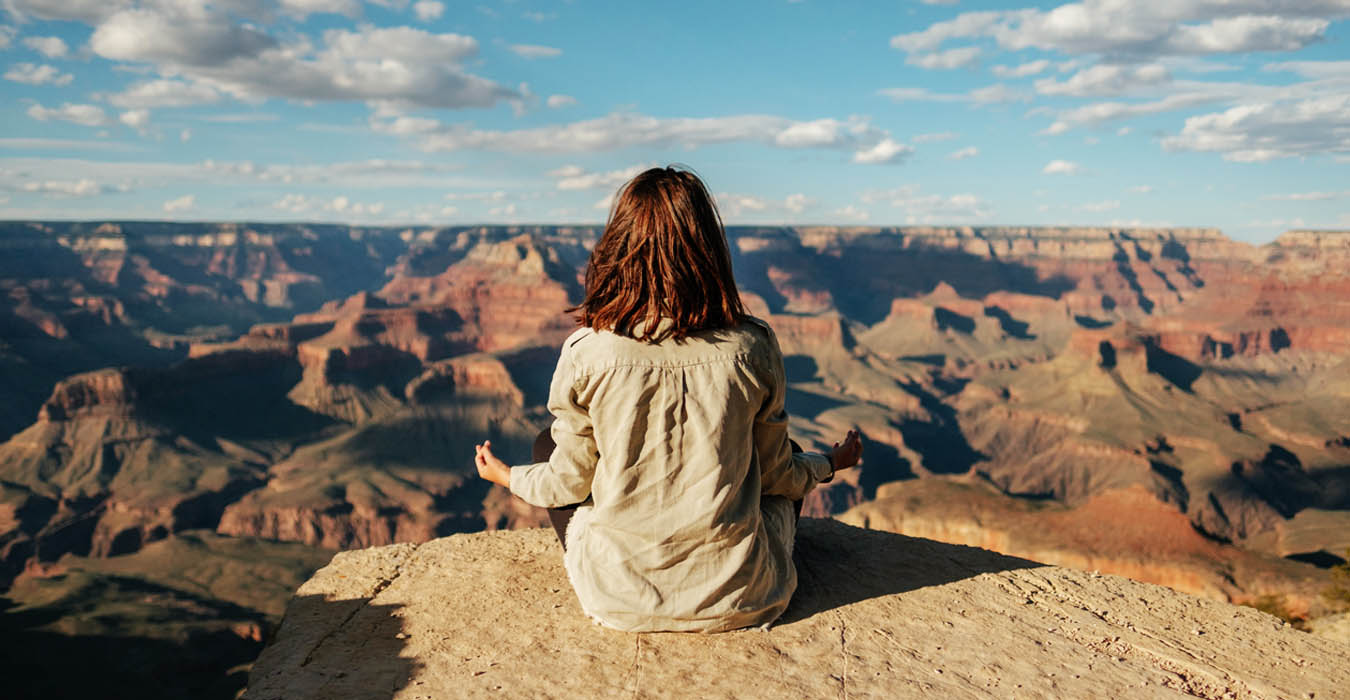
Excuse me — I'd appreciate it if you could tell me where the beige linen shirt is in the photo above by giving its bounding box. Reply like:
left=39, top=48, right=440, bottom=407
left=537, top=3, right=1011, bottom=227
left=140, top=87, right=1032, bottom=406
left=509, top=316, right=833, bottom=632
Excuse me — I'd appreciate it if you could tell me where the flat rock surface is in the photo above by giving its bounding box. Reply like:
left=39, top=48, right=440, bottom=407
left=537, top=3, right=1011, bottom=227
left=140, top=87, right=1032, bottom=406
left=246, top=519, right=1347, bottom=699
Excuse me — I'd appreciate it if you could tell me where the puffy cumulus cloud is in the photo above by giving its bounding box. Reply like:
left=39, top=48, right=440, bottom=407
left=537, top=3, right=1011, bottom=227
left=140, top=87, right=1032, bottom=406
left=1042, top=159, right=1081, bottom=175
left=992, top=59, right=1051, bottom=78
left=107, top=79, right=221, bottom=108
left=852, top=138, right=912, bottom=164
left=413, top=0, right=443, bottom=21
left=1035, top=63, right=1171, bottom=97
left=890, top=1, right=1349, bottom=58
left=548, top=163, right=648, bottom=190
left=547, top=94, right=577, bottom=109
left=714, top=192, right=816, bottom=220
left=859, top=184, right=990, bottom=222
left=272, top=192, right=386, bottom=217
left=0, top=25, right=13, bottom=49
left=22, top=35, right=67, bottom=58
left=948, top=145, right=979, bottom=159
left=162, top=193, right=194, bottom=212
left=375, top=111, right=911, bottom=164
left=21, top=178, right=110, bottom=197
left=1163, top=94, right=1350, bottom=161
left=509, top=43, right=562, bottom=59
left=85, top=6, right=517, bottom=110
left=906, top=46, right=981, bottom=70
left=27, top=102, right=109, bottom=127
left=784, top=193, right=813, bottom=214
left=4, top=62, right=73, bottom=85
left=118, top=108, right=151, bottom=130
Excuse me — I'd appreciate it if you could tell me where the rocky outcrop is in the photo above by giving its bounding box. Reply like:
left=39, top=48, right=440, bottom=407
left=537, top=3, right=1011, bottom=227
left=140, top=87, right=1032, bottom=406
left=246, top=519, right=1349, bottom=699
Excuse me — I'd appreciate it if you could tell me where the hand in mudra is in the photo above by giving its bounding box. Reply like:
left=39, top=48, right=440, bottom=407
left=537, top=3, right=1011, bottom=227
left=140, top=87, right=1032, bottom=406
left=829, top=429, right=863, bottom=474
left=475, top=440, right=511, bottom=488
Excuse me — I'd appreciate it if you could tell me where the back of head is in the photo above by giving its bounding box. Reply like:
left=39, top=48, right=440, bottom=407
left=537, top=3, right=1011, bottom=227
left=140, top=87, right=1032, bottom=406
left=575, top=165, right=747, bottom=343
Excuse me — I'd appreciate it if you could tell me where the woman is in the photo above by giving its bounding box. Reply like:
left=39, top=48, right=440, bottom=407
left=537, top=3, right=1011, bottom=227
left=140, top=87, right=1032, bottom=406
left=474, top=166, right=862, bottom=632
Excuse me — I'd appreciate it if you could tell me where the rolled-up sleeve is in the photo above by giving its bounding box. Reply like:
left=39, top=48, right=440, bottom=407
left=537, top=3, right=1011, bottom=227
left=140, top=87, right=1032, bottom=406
left=509, top=344, right=599, bottom=508
left=753, top=324, right=833, bottom=500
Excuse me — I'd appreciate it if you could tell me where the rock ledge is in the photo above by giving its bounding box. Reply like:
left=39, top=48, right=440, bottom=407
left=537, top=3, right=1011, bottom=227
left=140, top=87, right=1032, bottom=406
left=247, top=519, right=1346, bottom=699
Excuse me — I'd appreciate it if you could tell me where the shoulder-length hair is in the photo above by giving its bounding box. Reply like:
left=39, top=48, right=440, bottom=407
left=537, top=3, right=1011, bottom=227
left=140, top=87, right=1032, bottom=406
left=573, top=166, right=747, bottom=344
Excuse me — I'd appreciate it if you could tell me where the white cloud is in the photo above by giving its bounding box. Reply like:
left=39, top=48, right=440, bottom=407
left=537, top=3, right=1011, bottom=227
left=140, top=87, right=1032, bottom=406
left=4, top=62, right=72, bottom=85
left=1039, top=92, right=1222, bottom=134
left=890, top=1, right=1344, bottom=58
left=833, top=205, right=870, bottom=221
left=992, top=59, right=1050, bottom=78
left=1162, top=93, right=1350, bottom=161
left=22, top=35, right=67, bottom=58
left=2, top=0, right=123, bottom=23
left=509, top=43, right=562, bottom=59
left=162, top=194, right=195, bottom=212
left=107, top=79, right=220, bottom=108
left=203, top=158, right=462, bottom=186
left=784, top=193, right=813, bottom=213
left=716, top=192, right=818, bottom=220
left=21, top=178, right=109, bottom=197
left=948, top=146, right=979, bottom=160
left=273, top=192, right=385, bottom=217
left=118, top=109, right=150, bottom=130
left=1042, top=159, right=1081, bottom=175
left=550, top=164, right=647, bottom=190
left=906, top=46, right=981, bottom=70
left=1035, top=63, right=1171, bottom=97
left=86, top=7, right=518, bottom=111
left=851, top=138, right=913, bottom=164
left=278, top=0, right=360, bottom=19
left=546, top=94, right=577, bottom=109
left=1128, top=185, right=1154, bottom=194
left=180, top=128, right=192, bottom=142
left=878, top=83, right=1027, bottom=104
left=377, top=111, right=908, bottom=164
left=27, top=102, right=108, bottom=127
left=413, top=1, right=444, bottom=21
left=913, top=131, right=958, bottom=143
left=0, top=25, right=13, bottom=50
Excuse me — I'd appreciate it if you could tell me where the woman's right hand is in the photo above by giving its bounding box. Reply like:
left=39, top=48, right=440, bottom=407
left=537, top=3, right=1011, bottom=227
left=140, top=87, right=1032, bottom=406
left=829, top=429, right=863, bottom=473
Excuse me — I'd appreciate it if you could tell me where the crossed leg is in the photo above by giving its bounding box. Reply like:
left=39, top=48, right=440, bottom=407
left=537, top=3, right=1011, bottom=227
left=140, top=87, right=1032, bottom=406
left=531, top=428, right=805, bottom=551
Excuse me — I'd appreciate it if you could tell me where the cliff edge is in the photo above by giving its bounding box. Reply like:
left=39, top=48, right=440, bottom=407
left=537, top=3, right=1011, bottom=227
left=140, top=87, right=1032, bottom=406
left=246, top=519, right=1346, bottom=699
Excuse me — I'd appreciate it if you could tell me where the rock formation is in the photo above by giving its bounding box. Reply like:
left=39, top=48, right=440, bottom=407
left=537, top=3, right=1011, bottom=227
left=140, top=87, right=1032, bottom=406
left=3, top=223, right=1350, bottom=696
left=246, top=519, right=1349, bottom=699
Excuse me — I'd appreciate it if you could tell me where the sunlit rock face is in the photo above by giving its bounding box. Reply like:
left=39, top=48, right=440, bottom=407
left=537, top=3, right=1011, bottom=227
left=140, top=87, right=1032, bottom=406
left=2, top=223, right=1349, bottom=618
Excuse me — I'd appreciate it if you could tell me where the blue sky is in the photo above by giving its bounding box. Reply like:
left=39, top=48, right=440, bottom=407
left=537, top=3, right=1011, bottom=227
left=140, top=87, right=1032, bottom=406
left=1, top=0, right=1347, bottom=243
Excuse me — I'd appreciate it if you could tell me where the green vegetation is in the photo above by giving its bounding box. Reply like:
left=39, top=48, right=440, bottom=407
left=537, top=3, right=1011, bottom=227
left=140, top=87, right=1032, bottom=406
left=1323, top=549, right=1350, bottom=610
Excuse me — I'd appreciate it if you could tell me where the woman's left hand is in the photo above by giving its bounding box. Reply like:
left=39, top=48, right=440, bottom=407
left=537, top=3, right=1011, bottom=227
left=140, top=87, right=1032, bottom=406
left=475, top=440, right=511, bottom=488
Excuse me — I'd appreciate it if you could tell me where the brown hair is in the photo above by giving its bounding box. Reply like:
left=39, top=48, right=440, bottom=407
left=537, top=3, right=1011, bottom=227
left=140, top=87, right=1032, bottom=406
left=574, top=166, right=747, bottom=343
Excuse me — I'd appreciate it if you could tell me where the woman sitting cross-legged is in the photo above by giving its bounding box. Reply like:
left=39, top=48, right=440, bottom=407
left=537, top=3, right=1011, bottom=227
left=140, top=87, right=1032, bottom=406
left=474, top=165, right=862, bottom=633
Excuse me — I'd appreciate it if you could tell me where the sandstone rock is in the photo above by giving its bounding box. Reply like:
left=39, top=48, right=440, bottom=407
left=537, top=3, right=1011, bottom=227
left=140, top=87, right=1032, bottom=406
left=247, top=519, right=1347, bottom=700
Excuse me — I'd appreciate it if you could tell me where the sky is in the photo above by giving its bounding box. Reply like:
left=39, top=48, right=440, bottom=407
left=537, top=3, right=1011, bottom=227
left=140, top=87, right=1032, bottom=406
left=0, top=1, right=1348, bottom=243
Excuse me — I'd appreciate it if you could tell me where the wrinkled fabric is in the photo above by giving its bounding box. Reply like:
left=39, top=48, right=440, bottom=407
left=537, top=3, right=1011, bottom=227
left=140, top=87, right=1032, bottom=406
left=509, top=316, right=832, bottom=632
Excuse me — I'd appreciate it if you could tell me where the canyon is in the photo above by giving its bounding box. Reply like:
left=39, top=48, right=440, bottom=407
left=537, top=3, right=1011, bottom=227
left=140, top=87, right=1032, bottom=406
left=1, top=221, right=1348, bottom=697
